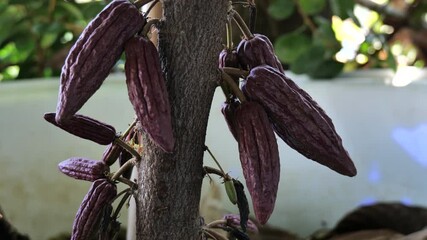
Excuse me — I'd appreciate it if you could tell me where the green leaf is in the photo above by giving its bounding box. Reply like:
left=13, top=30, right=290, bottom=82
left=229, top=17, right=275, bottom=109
left=57, top=1, right=84, bottom=20
left=274, top=32, right=311, bottom=64
left=299, top=0, right=326, bottom=15
left=309, top=60, right=344, bottom=79
left=329, top=0, right=355, bottom=19
left=268, top=0, right=295, bottom=20
left=0, top=6, right=25, bottom=45
left=385, top=47, right=397, bottom=71
left=79, top=1, right=107, bottom=20
left=13, top=38, right=35, bottom=62
left=0, top=1, right=9, bottom=13
left=290, top=45, right=325, bottom=74
left=313, top=17, right=341, bottom=55
left=40, top=22, right=63, bottom=49
left=8, top=0, right=28, bottom=4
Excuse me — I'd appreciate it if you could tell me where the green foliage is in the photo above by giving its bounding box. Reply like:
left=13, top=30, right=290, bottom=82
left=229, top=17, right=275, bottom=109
left=299, top=0, right=325, bottom=15
left=266, top=0, right=427, bottom=79
left=267, top=0, right=295, bottom=21
left=0, top=0, right=107, bottom=81
left=329, top=0, right=355, bottom=19
left=274, top=30, right=311, bottom=64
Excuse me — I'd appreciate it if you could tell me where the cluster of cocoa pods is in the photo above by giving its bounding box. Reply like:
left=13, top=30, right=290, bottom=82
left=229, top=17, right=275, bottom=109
left=56, top=0, right=174, bottom=153
left=43, top=0, right=175, bottom=239
left=219, top=7, right=357, bottom=225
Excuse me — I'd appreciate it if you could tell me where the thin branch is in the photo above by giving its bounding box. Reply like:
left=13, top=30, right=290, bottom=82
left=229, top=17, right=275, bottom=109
left=114, top=138, right=141, bottom=160
left=204, top=166, right=226, bottom=178
left=229, top=9, right=254, bottom=39
left=222, top=67, right=249, bottom=78
left=292, top=0, right=317, bottom=32
left=355, top=0, right=407, bottom=20
left=111, top=158, right=137, bottom=180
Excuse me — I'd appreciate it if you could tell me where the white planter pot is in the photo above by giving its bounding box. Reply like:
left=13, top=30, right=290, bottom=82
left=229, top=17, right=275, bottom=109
left=1, top=69, right=427, bottom=239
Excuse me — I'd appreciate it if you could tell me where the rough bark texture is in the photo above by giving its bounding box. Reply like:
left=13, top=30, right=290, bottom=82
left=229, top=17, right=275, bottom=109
left=135, top=1, right=227, bottom=239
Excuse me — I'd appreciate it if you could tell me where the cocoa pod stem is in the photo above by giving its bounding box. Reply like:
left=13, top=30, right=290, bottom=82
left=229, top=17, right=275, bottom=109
left=229, top=9, right=253, bottom=39
left=111, top=158, right=137, bottom=180
left=204, top=146, right=226, bottom=177
left=220, top=70, right=246, bottom=102
left=114, top=138, right=141, bottom=160
left=222, top=67, right=249, bottom=78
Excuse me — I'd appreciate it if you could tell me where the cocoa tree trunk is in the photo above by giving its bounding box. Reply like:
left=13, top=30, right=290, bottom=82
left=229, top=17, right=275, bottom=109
left=135, top=1, right=227, bottom=239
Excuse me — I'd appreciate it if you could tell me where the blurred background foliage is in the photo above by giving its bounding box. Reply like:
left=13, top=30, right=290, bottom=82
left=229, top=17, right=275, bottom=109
left=0, top=0, right=108, bottom=81
left=0, top=0, right=426, bottom=81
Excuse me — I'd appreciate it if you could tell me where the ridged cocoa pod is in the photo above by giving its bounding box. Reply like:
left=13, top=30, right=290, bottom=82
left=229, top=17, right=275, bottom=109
left=235, top=101, right=280, bottom=224
left=221, top=100, right=240, bottom=140
left=124, top=36, right=175, bottom=152
left=219, top=49, right=239, bottom=68
left=236, top=34, right=284, bottom=72
left=58, top=157, right=109, bottom=182
left=241, top=65, right=357, bottom=177
left=56, top=0, right=145, bottom=124
left=71, top=179, right=117, bottom=240
left=101, top=143, right=122, bottom=166
left=223, top=214, right=258, bottom=233
left=44, top=112, right=116, bottom=145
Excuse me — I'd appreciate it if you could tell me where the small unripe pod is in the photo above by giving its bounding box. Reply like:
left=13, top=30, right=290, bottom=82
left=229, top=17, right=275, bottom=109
left=224, top=179, right=237, bottom=205
left=58, top=157, right=109, bottom=182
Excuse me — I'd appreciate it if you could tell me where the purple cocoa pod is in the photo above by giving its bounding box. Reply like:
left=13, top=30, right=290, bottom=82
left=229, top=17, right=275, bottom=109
left=236, top=34, right=283, bottom=72
left=56, top=0, right=145, bottom=124
left=219, top=49, right=239, bottom=69
left=124, top=36, right=175, bottom=153
left=223, top=214, right=258, bottom=233
left=221, top=100, right=240, bottom=140
left=58, top=157, right=109, bottom=181
left=235, top=101, right=280, bottom=224
left=241, top=65, right=357, bottom=177
left=71, top=179, right=117, bottom=240
left=44, top=112, right=116, bottom=145
left=101, top=143, right=122, bottom=166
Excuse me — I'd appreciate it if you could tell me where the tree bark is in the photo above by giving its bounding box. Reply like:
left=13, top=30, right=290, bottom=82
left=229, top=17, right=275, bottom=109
left=135, top=1, right=227, bottom=239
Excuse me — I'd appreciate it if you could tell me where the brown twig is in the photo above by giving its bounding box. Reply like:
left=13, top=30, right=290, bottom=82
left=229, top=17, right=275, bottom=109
left=114, top=138, right=141, bottom=160
left=112, top=158, right=137, bottom=180
left=222, top=67, right=249, bottom=78
left=292, top=0, right=317, bottom=32
left=354, top=0, right=406, bottom=20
